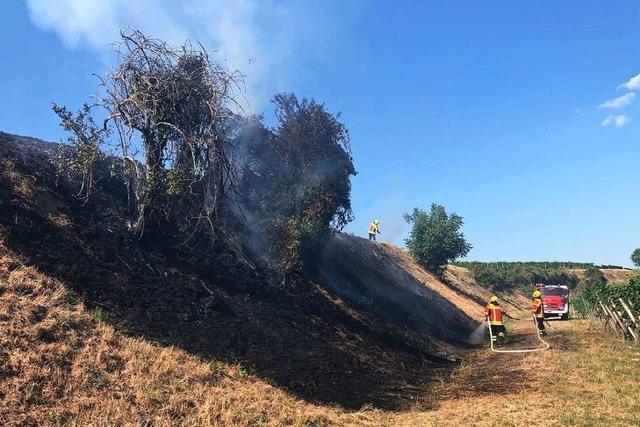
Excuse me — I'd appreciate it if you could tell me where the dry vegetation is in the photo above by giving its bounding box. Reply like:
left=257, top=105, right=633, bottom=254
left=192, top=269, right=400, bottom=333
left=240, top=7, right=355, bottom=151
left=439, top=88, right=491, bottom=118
left=571, top=268, right=637, bottom=284
left=2, top=134, right=639, bottom=425
left=0, top=242, right=357, bottom=426
left=2, top=240, right=639, bottom=426
left=392, top=319, right=640, bottom=426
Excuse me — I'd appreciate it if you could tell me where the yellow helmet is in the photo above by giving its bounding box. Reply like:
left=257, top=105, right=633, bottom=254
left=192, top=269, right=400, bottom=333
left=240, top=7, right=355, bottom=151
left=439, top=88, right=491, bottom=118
left=489, top=295, right=498, bottom=304
left=373, top=220, right=380, bottom=225
left=532, top=290, right=542, bottom=298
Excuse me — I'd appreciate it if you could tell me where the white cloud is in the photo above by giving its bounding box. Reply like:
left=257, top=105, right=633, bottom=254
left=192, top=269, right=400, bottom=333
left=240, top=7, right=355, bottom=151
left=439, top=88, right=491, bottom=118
left=618, top=73, right=640, bottom=91
left=26, top=0, right=345, bottom=111
left=598, top=92, right=635, bottom=109
left=601, top=114, right=631, bottom=128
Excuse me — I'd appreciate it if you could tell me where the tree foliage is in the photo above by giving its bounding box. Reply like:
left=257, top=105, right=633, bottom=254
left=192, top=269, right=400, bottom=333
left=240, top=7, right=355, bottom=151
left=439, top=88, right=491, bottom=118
left=457, top=261, right=594, bottom=270
left=577, top=275, right=640, bottom=316
left=403, top=204, right=471, bottom=273
left=631, top=248, right=640, bottom=268
left=52, top=103, right=108, bottom=202
left=239, top=94, right=356, bottom=277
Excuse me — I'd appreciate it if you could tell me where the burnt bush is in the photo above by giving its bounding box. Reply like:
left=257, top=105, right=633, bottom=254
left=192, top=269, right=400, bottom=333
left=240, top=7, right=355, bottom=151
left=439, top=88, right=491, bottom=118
left=54, top=30, right=242, bottom=241
left=238, top=94, right=356, bottom=278
left=53, top=32, right=356, bottom=279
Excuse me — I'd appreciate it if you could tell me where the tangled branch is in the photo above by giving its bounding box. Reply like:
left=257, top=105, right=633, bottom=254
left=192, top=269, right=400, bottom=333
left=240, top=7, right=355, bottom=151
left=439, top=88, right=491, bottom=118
left=98, top=30, right=244, bottom=239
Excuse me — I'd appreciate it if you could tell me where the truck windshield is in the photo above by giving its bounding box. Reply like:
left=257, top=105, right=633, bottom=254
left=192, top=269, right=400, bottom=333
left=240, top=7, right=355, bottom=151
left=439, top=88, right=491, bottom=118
left=542, top=288, right=568, bottom=297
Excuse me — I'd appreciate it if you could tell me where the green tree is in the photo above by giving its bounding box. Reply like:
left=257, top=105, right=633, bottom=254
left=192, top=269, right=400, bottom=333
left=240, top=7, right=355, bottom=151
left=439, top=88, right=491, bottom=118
left=404, top=204, right=472, bottom=273
left=631, top=248, right=640, bottom=268
left=52, top=103, right=107, bottom=202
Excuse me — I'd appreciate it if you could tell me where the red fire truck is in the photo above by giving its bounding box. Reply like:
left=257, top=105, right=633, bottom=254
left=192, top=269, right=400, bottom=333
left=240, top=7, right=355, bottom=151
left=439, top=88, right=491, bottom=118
left=535, top=283, right=570, bottom=320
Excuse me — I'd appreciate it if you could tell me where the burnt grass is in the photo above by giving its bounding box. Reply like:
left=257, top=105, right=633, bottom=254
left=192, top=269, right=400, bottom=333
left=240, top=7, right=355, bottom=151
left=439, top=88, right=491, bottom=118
left=0, top=132, right=458, bottom=410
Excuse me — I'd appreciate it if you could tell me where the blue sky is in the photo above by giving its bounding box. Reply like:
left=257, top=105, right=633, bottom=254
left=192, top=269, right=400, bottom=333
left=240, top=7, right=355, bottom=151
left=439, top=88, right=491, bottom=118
left=1, top=1, right=639, bottom=266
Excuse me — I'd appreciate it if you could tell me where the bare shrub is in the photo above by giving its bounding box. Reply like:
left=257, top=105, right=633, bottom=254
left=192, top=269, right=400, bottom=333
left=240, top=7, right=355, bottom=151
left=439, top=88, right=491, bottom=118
left=55, top=30, right=243, bottom=239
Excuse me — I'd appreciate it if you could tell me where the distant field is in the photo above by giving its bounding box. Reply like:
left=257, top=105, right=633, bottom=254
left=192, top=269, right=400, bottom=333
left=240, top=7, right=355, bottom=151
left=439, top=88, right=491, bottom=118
left=570, top=268, right=638, bottom=283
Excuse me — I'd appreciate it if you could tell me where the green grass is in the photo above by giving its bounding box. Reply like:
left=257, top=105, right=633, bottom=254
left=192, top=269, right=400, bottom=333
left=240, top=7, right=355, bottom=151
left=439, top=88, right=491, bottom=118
left=91, top=307, right=109, bottom=322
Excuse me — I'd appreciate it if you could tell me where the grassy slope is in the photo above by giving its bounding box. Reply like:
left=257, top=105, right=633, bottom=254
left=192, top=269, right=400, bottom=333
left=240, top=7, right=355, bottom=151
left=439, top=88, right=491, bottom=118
left=2, top=133, right=639, bottom=425
left=570, top=268, right=637, bottom=284
left=384, top=245, right=528, bottom=319
left=0, top=133, right=457, bottom=422
left=3, top=246, right=638, bottom=426
left=318, top=235, right=528, bottom=345
left=0, top=241, right=349, bottom=426
left=0, top=133, right=480, bottom=424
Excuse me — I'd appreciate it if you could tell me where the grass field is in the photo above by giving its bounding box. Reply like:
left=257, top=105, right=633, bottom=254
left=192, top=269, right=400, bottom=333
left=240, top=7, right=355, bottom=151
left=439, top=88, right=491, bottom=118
left=381, top=319, right=638, bottom=426
left=1, top=239, right=639, bottom=426
left=296, top=318, right=640, bottom=426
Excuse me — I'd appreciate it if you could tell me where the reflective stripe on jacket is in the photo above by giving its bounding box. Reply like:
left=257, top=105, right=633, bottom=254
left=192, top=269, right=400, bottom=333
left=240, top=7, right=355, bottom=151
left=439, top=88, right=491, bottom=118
left=532, top=298, right=544, bottom=318
left=485, top=303, right=503, bottom=325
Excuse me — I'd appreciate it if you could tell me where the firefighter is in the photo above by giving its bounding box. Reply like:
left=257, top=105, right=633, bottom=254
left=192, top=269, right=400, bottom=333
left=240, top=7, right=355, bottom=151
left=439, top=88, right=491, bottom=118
left=368, top=220, right=381, bottom=241
left=532, top=290, right=546, bottom=335
left=485, top=295, right=506, bottom=343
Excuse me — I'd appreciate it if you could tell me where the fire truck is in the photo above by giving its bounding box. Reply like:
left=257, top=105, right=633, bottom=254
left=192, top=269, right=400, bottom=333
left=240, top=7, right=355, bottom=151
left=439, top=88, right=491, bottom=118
left=535, top=283, right=570, bottom=320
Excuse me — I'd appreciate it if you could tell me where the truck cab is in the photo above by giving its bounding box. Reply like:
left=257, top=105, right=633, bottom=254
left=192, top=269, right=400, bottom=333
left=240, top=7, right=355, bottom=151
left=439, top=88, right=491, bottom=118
left=536, top=284, right=570, bottom=320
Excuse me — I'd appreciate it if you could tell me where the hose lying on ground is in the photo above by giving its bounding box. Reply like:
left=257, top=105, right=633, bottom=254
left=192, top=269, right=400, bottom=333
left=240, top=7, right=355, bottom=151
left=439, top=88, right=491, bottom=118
left=487, top=316, right=550, bottom=353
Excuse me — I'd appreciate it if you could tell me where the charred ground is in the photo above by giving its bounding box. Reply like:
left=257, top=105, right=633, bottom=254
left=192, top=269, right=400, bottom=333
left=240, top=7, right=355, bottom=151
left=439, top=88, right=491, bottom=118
left=0, top=132, right=484, bottom=412
left=2, top=133, right=637, bottom=427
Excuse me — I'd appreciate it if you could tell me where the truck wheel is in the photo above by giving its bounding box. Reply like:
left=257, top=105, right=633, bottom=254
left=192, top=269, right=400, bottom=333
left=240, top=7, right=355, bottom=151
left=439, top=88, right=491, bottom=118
left=561, top=313, right=569, bottom=321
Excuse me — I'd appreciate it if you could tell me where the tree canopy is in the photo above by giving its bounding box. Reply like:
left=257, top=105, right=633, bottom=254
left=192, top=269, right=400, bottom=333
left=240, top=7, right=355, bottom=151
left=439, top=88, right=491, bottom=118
left=55, top=30, right=242, bottom=240
left=403, top=204, right=471, bottom=273
left=631, top=248, right=640, bottom=268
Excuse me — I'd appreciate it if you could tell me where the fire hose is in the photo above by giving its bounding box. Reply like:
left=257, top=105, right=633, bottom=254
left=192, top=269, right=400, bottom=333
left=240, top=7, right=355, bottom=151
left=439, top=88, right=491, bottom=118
left=487, top=316, right=550, bottom=353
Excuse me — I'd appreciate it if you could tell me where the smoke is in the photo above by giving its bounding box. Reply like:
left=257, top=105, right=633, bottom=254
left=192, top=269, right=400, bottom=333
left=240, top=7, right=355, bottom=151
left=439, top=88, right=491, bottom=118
left=467, top=322, right=487, bottom=345
left=375, top=186, right=409, bottom=246
left=380, top=213, right=406, bottom=245
left=25, top=0, right=347, bottom=110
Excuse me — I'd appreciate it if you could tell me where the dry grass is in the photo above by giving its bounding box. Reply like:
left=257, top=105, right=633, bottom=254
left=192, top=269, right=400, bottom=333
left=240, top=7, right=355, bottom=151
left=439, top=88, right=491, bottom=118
left=0, top=188, right=635, bottom=426
left=1, top=159, right=35, bottom=200
left=46, top=212, right=72, bottom=229
left=2, top=236, right=639, bottom=426
left=570, top=268, right=637, bottom=284
left=390, top=319, right=640, bottom=426
left=0, top=193, right=637, bottom=427
left=381, top=244, right=528, bottom=319
left=0, top=242, right=341, bottom=426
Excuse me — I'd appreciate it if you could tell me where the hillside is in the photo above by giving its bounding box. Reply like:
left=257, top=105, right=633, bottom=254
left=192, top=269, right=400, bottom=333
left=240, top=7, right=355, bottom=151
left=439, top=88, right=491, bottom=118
left=319, top=235, right=526, bottom=344
left=0, top=132, right=516, bottom=424
left=2, top=132, right=639, bottom=425
left=570, top=268, right=637, bottom=283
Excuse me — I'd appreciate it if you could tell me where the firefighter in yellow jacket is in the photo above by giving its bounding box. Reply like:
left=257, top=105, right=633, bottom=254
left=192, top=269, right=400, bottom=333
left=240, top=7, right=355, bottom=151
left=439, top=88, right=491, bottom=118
left=532, top=290, right=546, bottom=335
left=485, top=295, right=506, bottom=343
left=368, top=220, right=381, bottom=241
